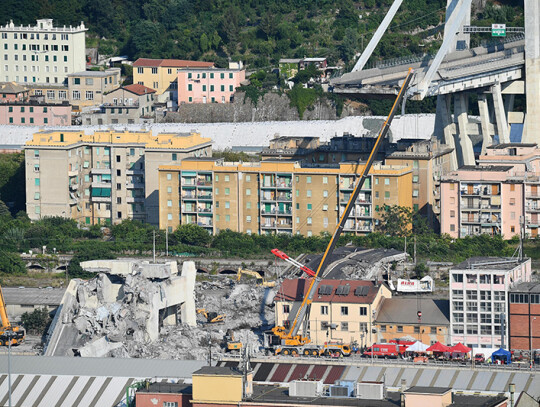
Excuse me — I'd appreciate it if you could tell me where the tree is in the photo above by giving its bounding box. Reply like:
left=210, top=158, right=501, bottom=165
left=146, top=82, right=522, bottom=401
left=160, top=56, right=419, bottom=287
left=199, top=33, right=209, bottom=53
left=67, top=240, right=116, bottom=278
left=174, top=224, right=211, bottom=247
left=377, top=205, right=413, bottom=237
left=0, top=251, right=26, bottom=275
left=21, top=307, right=50, bottom=335
left=131, top=20, right=163, bottom=58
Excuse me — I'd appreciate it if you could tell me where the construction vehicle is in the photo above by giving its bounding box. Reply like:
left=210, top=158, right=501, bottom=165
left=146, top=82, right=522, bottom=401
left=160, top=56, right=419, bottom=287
left=236, top=268, right=276, bottom=288
left=0, top=285, right=25, bottom=346
left=271, top=249, right=315, bottom=277
left=196, top=308, right=225, bottom=324
left=225, top=329, right=243, bottom=352
left=264, top=68, right=414, bottom=357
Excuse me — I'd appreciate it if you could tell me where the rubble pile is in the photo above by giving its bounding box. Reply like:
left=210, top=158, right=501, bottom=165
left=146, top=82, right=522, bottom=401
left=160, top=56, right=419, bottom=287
left=63, top=260, right=274, bottom=360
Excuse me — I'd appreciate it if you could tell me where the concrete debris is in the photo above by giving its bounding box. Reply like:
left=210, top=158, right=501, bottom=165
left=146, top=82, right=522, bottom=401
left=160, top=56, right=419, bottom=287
left=65, top=260, right=196, bottom=357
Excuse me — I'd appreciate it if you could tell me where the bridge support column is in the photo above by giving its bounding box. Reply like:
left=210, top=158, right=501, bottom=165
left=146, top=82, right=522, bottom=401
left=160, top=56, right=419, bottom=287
left=492, top=83, right=510, bottom=144
left=478, top=94, right=492, bottom=154
left=523, top=0, right=540, bottom=143
left=437, top=94, right=458, bottom=170
left=454, top=94, right=475, bottom=166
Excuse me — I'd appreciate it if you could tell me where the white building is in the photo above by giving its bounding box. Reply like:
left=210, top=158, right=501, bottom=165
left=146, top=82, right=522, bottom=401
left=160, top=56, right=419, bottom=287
left=449, top=257, right=531, bottom=349
left=0, top=19, right=87, bottom=85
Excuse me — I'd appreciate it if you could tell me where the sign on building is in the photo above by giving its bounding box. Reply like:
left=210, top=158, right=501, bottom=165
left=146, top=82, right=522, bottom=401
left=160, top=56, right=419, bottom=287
left=491, top=24, right=506, bottom=37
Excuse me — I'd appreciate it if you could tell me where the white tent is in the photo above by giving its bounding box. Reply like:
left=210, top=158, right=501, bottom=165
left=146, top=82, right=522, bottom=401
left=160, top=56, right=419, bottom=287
left=405, top=341, right=429, bottom=352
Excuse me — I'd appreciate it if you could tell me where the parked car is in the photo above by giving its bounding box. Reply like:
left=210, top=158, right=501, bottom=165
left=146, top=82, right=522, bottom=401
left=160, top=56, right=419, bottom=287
left=474, top=353, right=485, bottom=364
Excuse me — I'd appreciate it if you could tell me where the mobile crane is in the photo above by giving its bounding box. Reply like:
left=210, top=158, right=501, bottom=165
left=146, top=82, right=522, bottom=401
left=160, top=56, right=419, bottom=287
left=264, top=68, right=414, bottom=357
left=0, top=285, right=25, bottom=346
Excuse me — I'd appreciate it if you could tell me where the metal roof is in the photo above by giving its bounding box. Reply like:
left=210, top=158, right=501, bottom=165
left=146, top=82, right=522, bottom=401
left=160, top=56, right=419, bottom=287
left=0, top=356, right=206, bottom=407
left=3, top=287, right=65, bottom=306
left=375, top=298, right=450, bottom=326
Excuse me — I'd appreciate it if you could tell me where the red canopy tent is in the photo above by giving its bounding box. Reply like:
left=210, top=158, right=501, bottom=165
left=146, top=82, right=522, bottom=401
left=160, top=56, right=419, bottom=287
left=449, top=343, right=471, bottom=353
left=426, top=342, right=451, bottom=353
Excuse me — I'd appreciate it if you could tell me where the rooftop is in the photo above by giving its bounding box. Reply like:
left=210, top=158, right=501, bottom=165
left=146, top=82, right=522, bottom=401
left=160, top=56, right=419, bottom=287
left=24, top=130, right=212, bottom=150
left=405, top=386, right=451, bottom=394
left=453, top=256, right=529, bottom=271
left=275, top=278, right=382, bottom=305
left=375, top=298, right=450, bottom=326
left=459, top=165, right=514, bottom=172
left=133, top=58, right=214, bottom=68
left=194, top=366, right=242, bottom=376
left=137, top=382, right=192, bottom=394
left=120, top=84, right=156, bottom=95
left=3, top=287, right=65, bottom=306
left=510, top=282, right=540, bottom=293
left=68, top=69, right=120, bottom=78
left=487, top=143, right=537, bottom=149
left=0, top=82, right=27, bottom=94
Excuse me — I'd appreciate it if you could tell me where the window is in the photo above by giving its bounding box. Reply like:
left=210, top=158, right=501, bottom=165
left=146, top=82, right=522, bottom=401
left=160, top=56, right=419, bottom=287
left=246, top=215, right=251, bottom=223
left=225, top=188, right=230, bottom=195
left=467, top=313, right=478, bottom=323
left=341, top=322, right=349, bottom=331
left=359, top=306, right=367, bottom=316
left=321, top=305, right=328, bottom=315
left=306, top=176, right=312, bottom=184
left=466, top=302, right=477, bottom=311
left=479, top=275, right=491, bottom=284
left=453, top=313, right=463, bottom=323
left=35, top=178, right=40, bottom=186
left=412, top=190, right=419, bottom=197
left=453, top=289, right=464, bottom=299
left=246, top=202, right=251, bottom=209
left=163, top=402, right=178, bottom=407
left=86, top=91, right=94, bottom=100
left=480, top=291, right=491, bottom=301
left=466, top=326, right=478, bottom=335
left=188, top=84, right=192, bottom=91
left=167, top=200, right=172, bottom=207
left=466, top=290, right=477, bottom=300
left=322, top=204, right=328, bottom=211
left=167, top=174, right=172, bottom=181
left=384, top=191, right=390, bottom=199
left=360, top=322, right=367, bottom=332
left=430, top=327, right=437, bottom=334
left=307, top=203, right=312, bottom=210
left=283, top=304, right=290, bottom=313
left=453, top=325, right=464, bottom=334
left=307, top=217, right=312, bottom=225
left=323, top=190, right=328, bottom=197
left=412, top=175, right=419, bottom=183
left=224, top=175, right=230, bottom=182
left=453, top=301, right=463, bottom=311
left=452, top=274, right=463, bottom=283
left=225, top=215, right=230, bottom=222
left=225, top=201, right=230, bottom=209
left=466, top=274, right=477, bottom=283
left=451, top=210, right=456, bottom=218
left=72, top=90, right=80, bottom=100
left=151, top=67, right=158, bottom=74
left=307, top=190, right=312, bottom=197
left=397, top=326, right=403, bottom=332
left=384, top=178, right=390, bottom=185
left=341, top=306, right=348, bottom=316
left=414, top=326, right=420, bottom=334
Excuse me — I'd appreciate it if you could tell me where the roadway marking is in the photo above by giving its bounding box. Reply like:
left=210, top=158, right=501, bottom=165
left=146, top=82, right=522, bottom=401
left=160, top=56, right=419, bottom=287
left=32, top=376, right=57, bottom=407
left=429, top=369, right=441, bottom=387
left=448, top=371, right=460, bottom=388
left=0, top=374, right=23, bottom=406
left=16, top=375, right=41, bottom=406
left=392, top=368, right=405, bottom=387
left=466, top=371, right=479, bottom=390
left=410, top=369, right=423, bottom=387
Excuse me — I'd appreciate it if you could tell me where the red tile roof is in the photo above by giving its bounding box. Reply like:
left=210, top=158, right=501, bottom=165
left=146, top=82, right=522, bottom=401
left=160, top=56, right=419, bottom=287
left=122, top=84, right=156, bottom=95
left=274, top=279, right=382, bottom=304
left=133, top=58, right=214, bottom=68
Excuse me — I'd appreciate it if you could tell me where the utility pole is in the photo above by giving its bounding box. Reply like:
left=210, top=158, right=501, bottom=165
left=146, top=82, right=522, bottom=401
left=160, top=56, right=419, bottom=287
left=153, top=230, right=156, bottom=263
left=413, top=236, right=417, bottom=265
left=165, top=228, right=169, bottom=257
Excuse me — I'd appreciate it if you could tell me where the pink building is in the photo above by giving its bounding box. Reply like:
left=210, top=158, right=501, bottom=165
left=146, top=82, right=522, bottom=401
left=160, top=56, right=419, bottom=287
left=177, top=63, right=245, bottom=104
left=0, top=82, right=28, bottom=103
left=440, top=143, right=540, bottom=239
left=449, top=257, right=531, bottom=349
left=0, top=103, right=71, bottom=126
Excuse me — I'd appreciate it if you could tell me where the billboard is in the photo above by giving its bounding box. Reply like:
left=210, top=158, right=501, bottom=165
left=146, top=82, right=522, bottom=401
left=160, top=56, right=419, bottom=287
left=396, top=276, right=434, bottom=293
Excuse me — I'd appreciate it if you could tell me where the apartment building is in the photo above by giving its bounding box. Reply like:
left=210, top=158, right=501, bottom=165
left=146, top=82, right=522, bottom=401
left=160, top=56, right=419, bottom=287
left=449, top=257, right=531, bottom=349
left=0, top=101, right=71, bottom=125
left=508, top=282, right=540, bottom=352
left=158, top=158, right=412, bottom=235
left=263, top=136, right=454, bottom=230
left=0, top=19, right=86, bottom=85
left=177, top=63, right=246, bottom=104
left=25, top=130, right=212, bottom=225
left=67, top=68, right=121, bottom=109
left=274, top=279, right=392, bottom=346
left=374, top=298, right=450, bottom=345
left=81, top=84, right=156, bottom=125
left=26, top=83, right=69, bottom=104
left=441, top=143, right=540, bottom=239
left=133, top=58, right=214, bottom=102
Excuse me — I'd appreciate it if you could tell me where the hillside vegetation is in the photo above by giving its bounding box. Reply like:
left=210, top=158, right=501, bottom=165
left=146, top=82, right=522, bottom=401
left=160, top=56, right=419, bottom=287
left=0, top=0, right=523, bottom=70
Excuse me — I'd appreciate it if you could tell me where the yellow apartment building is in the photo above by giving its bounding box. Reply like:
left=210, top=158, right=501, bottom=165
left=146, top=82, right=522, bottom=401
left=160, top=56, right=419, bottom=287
left=25, top=130, right=211, bottom=226
left=132, top=58, right=214, bottom=101
left=158, top=158, right=412, bottom=235
left=274, top=279, right=392, bottom=347
left=374, top=297, right=450, bottom=345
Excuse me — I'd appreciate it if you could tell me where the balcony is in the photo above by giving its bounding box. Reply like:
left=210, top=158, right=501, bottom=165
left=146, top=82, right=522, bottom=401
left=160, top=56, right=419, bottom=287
left=262, top=222, right=276, bottom=229
left=126, top=168, right=144, bottom=176
left=126, top=181, right=144, bottom=189
left=276, top=194, right=292, bottom=201
left=197, top=180, right=212, bottom=187
left=198, top=221, right=213, bottom=228
left=261, top=194, right=276, bottom=202
left=197, top=207, right=213, bottom=214
left=181, top=193, right=196, bottom=200
left=197, top=193, right=212, bottom=200
left=91, top=168, right=112, bottom=175
left=182, top=206, right=197, bottom=213
left=126, top=196, right=144, bottom=203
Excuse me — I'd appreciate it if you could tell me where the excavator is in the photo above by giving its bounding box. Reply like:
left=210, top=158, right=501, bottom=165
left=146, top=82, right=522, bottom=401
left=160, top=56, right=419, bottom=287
left=236, top=268, right=276, bottom=288
left=0, top=285, right=25, bottom=346
left=264, top=68, right=414, bottom=357
left=196, top=308, right=226, bottom=324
